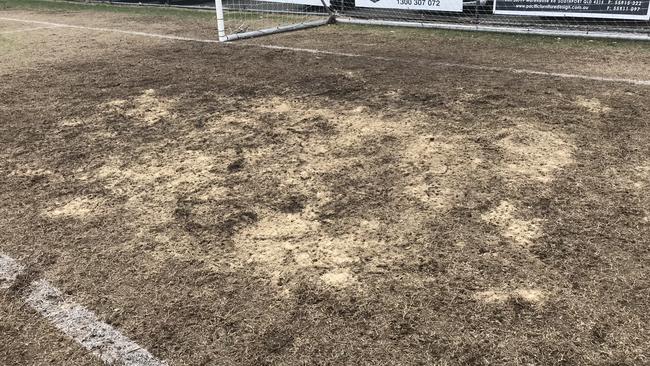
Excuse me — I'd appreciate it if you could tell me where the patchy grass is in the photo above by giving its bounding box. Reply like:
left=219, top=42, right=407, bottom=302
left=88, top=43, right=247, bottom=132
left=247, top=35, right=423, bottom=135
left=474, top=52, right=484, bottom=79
left=1, top=6, right=649, bottom=366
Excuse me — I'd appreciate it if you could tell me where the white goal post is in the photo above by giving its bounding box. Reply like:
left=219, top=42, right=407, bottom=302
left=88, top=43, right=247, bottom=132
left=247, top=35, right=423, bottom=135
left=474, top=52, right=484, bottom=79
left=214, top=0, right=650, bottom=41
left=215, top=0, right=334, bottom=41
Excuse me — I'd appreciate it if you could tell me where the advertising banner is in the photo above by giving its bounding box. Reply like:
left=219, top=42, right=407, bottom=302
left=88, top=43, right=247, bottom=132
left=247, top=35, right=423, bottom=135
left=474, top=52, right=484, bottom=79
left=494, top=0, right=650, bottom=20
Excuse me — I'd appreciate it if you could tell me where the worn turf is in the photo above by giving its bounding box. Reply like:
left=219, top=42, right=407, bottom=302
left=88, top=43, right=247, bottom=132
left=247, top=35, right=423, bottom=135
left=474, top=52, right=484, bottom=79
left=1, top=4, right=649, bottom=366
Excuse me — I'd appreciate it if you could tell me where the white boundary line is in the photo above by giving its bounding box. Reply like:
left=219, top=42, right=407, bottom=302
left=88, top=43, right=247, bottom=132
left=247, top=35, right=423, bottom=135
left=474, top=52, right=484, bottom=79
left=0, top=253, right=167, bottom=366
left=1, top=15, right=649, bottom=87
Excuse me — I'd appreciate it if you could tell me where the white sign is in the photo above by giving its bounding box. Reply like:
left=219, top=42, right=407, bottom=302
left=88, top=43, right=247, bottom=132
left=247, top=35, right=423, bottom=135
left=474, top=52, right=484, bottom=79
left=261, top=0, right=330, bottom=6
left=355, top=0, right=463, bottom=11
left=493, top=0, right=650, bottom=20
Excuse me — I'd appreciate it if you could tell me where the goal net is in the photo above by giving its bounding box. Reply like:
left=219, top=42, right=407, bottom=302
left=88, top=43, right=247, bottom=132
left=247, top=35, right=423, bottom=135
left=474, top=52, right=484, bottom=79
left=215, top=0, right=333, bottom=41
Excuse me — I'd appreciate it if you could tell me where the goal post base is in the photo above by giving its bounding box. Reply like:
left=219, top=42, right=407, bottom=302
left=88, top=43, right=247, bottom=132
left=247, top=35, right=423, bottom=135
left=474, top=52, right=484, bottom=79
left=221, top=16, right=334, bottom=42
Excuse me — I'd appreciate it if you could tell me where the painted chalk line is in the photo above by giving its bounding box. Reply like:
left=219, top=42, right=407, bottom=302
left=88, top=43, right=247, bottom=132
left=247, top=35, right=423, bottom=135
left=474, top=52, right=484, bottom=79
left=1, top=16, right=650, bottom=87
left=0, top=253, right=167, bottom=366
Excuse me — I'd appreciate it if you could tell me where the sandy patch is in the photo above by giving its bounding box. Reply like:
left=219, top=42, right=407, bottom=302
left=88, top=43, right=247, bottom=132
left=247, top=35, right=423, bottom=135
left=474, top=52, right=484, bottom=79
left=87, top=148, right=240, bottom=272
left=102, top=89, right=175, bottom=126
left=234, top=213, right=375, bottom=288
left=104, top=99, right=128, bottom=111
left=496, top=123, right=574, bottom=184
left=400, top=135, right=482, bottom=211
left=9, top=167, right=55, bottom=179
left=229, top=98, right=486, bottom=289
left=475, top=288, right=546, bottom=305
left=633, top=163, right=649, bottom=189
left=254, top=97, right=482, bottom=214
left=321, top=268, right=358, bottom=288
left=128, top=89, right=174, bottom=125
left=44, top=196, right=106, bottom=219
left=574, top=96, right=611, bottom=114
left=96, top=149, right=227, bottom=228
left=258, top=98, right=292, bottom=114
left=58, top=117, right=86, bottom=127
left=81, top=96, right=573, bottom=291
left=482, top=201, right=542, bottom=247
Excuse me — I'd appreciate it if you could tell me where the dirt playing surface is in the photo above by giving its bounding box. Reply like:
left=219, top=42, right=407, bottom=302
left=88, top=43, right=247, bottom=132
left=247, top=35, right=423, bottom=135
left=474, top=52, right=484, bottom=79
left=1, top=3, right=650, bottom=365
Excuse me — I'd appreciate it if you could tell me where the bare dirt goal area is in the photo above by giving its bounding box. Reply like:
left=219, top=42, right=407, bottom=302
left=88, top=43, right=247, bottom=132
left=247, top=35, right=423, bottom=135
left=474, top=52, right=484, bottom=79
left=1, top=4, right=650, bottom=366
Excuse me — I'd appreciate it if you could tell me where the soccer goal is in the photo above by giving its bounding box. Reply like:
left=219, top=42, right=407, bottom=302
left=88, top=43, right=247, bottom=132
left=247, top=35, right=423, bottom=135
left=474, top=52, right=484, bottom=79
left=215, top=0, right=650, bottom=41
left=215, top=0, right=334, bottom=41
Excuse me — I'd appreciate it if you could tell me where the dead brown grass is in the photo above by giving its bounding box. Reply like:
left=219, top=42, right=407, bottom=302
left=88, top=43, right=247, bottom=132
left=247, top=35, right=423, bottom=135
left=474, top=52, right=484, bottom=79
left=1, top=8, right=649, bottom=366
